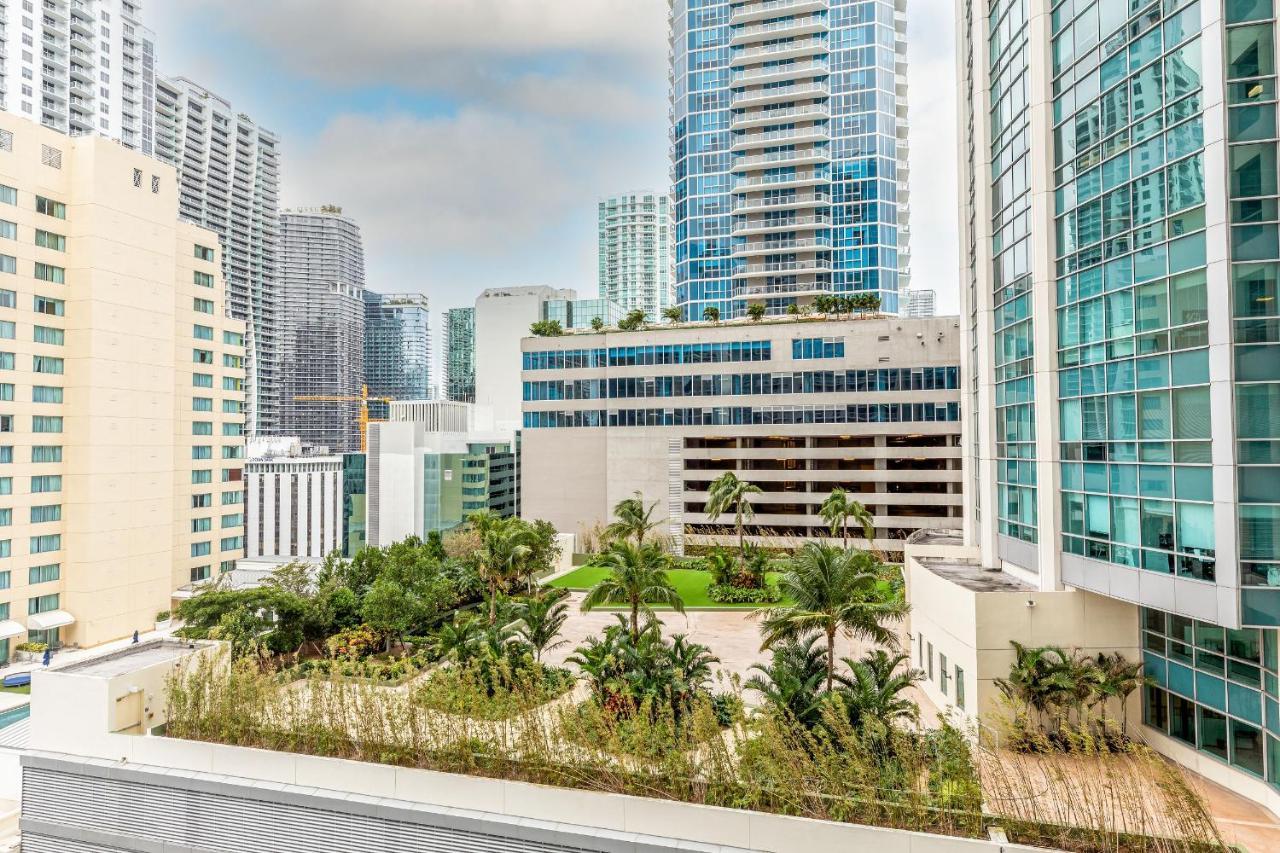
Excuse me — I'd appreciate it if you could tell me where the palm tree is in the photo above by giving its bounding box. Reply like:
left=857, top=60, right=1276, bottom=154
left=747, top=303, right=766, bottom=322
left=817, top=488, right=875, bottom=549
left=604, top=491, right=660, bottom=547
left=581, top=541, right=685, bottom=640
left=1093, top=651, right=1151, bottom=735
left=510, top=588, right=571, bottom=662
left=470, top=511, right=532, bottom=624
left=757, top=543, right=908, bottom=691
left=831, top=648, right=921, bottom=733
left=745, top=634, right=829, bottom=728
left=662, top=306, right=682, bottom=324
left=704, top=471, right=762, bottom=557
left=666, top=634, right=719, bottom=718
left=702, top=305, right=721, bottom=324
left=433, top=612, right=484, bottom=663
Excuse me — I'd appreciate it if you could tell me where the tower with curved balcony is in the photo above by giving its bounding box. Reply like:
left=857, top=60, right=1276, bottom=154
left=669, top=0, right=909, bottom=321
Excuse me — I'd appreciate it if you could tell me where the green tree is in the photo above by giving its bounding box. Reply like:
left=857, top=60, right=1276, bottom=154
left=580, top=541, right=684, bottom=640
left=510, top=588, right=571, bottom=662
left=813, top=293, right=835, bottom=315
left=746, top=303, right=766, bottom=322
left=618, top=309, right=647, bottom=331
left=818, top=488, right=875, bottom=549
left=590, top=316, right=605, bottom=331
left=604, top=491, right=660, bottom=547
left=214, top=605, right=269, bottom=659
left=758, top=543, right=908, bottom=691
left=529, top=319, right=564, bottom=337
left=745, top=634, right=829, bottom=728
left=702, top=305, right=721, bottom=324
left=361, top=576, right=417, bottom=651
left=785, top=303, right=800, bottom=316
left=470, top=511, right=533, bottom=624
left=662, top=306, right=682, bottom=324
left=704, top=471, right=762, bottom=557
left=831, top=648, right=922, bottom=735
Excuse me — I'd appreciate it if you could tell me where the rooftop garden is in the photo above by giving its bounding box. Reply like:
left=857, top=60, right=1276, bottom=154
left=529, top=293, right=896, bottom=337
left=165, top=490, right=1228, bottom=852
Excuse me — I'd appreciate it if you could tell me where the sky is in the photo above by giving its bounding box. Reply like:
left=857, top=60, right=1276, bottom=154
left=148, top=0, right=959, bottom=316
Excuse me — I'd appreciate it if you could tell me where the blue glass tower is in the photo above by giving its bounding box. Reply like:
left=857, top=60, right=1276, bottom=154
left=669, top=0, right=909, bottom=321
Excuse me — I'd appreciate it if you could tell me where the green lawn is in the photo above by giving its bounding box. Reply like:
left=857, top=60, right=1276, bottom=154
left=547, top=566, right=790, bottom=609
left=0, top=684, right=29, bottom=695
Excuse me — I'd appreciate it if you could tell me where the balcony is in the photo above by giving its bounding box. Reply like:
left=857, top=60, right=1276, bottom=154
left=732, top=236, right=833, bottom=257
left=731, top=191, right=832, bottom=213
left=731, top=81, right=829, bottom=109
left=730, top=14, right=827, bottom=45
left=730, top=0, right=826, bottom=26
left=735, top=258, right=834, bottom=279
left=730, top=59, right=828, bottom=86
left=732, top=214, right=832, bottom=236
left=730, top=125, right=828, bottom=152
left=735, top=280, right=832, bottom=299
left=732, top=169, right=828, bottom=192
left=731, top=103, right=830, bottom=130
left=732, top=36, right=828, bottom=66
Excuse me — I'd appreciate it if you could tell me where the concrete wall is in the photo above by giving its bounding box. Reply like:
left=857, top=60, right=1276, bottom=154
left=475, top=286, right=575, bottom=432
left=21, top=740, right=1042, bottom=853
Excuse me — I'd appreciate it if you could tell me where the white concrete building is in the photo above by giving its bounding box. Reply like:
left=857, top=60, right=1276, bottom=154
left=0, top=0, right=157, bottom=155
left=520, top=316, right=962, bottom=557
left=245, top=438, right=342, bottom=561
left=154, top=77, right=281, bottom=437
left=474, top=285, right=576, bottom=432
left=903, top=290, right=936, bottom=319
left=0, top=113, right=246, bottom=651
left=598, top=191, right=672, bottom=321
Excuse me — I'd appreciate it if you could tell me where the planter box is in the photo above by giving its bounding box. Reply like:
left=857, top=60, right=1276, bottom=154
left=14, top=650, right=42, bottom=663
left=155, top=620, right=172, bottom=631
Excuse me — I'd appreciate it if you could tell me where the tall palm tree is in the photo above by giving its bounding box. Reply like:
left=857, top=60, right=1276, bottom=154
left=757, top=543, right=907, bottom=691
left=745, top=634, right=829, bottom=728
left=818, top=488, right=876, bottom=549
left=832, top=648, right=921, bottom=732
left=581, top=541, right=685, bottom=640
left=605, top=491, right=660, bottom=547
left=470, top=512, right=532, bottom=624
left=702, top=305, right=721, bottom=324
left=705, top=471, right=762, bottom=557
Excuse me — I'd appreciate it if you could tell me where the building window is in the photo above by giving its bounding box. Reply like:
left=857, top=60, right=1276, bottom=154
left=33, top=263, right=63, bottom=284
left=29, top=535, right=60, bottom=554
left=34, top=296, right=63, bottom=316
left=32, top=416, right=62, bottom=433
left=0, top=256, right=15, bottom=275
left=193, top=298, right=213, bottom=314
left=0, top=221, right=15, bottom=240
left=193, top=397, right=213, bottom=412
left=31, top=446, right=61, bottom=463
left=192, top=494, right=212, bottom=508
left=32, top=356, right=63, bottom=374
left=0, top=290, right=14, bottom=308
left=939, top=654, right=950, bottom=695
left=191, top=518, right=211, bottom=533
left=193, top=348, right=213, bottom=364
left=926, top=642, right=934, bottom=680
left=190, top=542, right=211, bottom=557
left=223, top=331, right=243, bottom=346
left=33, top=326, right=64, bottom=345
left=193, top=374, right=213, bottom=388
left=193, top=271, right=214, bottom=288
left=34, top=196, right=65, bottom=219
left=194, top=244, right=215, bottom=262
left=193, top=324, right=213, bottom=341
left=792, top=337, right=846, bottom=359
left=0, top=322, right=13, bottom=340
left=28, top=592, right=59, bottom=614
left=193, top=421, right=212, bottom=436
left=133, top=168, right=142, bottom=188
left=955, top=665, right=966, bottom=710
left=28, top=564, right=58, bottom=584
left=31, top=475, right=61, bottom=493
left=192, top=470, right=212, bottom=484
left=192, top=446, right=212, bottom=460
left=0, top=186, right=14, bottom=206
left=34, top=230, right=65, bottom=252
left=190, top=566, right=211, bottom=582
left=32, top=386, right=62, bottom=403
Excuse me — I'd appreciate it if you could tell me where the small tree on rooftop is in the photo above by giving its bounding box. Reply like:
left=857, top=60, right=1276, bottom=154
left=618, top=309, right=647, bottom=331
left=662, top=306, right=682, bottom=324
left=605, top=490, right=661, bottom=547
left=702, top=305, right=721, bottom=325
left=747, top=303, right=767, bottom=322
left=529, top=319, right=563, bottom=337
left=581, top=541, right=684, bottom=641
left=813, top=293, right=835, bottom=315
left=785, top=303, right=800, bottom=316
left=590, top=316, right=605, bottom=331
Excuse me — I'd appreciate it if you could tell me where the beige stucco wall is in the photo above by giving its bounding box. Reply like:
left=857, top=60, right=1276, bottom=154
left=0, top=115, right=245, bottom=648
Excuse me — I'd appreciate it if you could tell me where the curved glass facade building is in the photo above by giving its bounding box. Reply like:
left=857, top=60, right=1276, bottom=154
left=668, top=0, right=910, bottom=321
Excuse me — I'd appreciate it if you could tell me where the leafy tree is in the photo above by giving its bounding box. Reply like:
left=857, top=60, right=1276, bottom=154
left=704, top=471, right=762, bottom=557
left=818, top=488, right=876, bottom=549
left=510, top=588, right=571, bottom=661
left=425, top=530, right=446, bottom=561
left=702, top=305, right=721, bottom=324
left=618, top=309, right=647, bottom=331
left=214, top=605, right=270, bottom=659
left=746, top=634, right=828, bottom=728
left=746, top=303, right=766, bottom=322
left=758, top=543, right=907, bottom=691
left=361, top=577, right=417, bottom=651
left=470, top=511, right=534, bottom=624
left=604, top=491, right=660, bottom=547
left=261, top=560, right=315, bottom=597
left=785, top=303, right=800, bottom=316
left=529, top=319, right=564, bottom=337
left=581, top=541, right=684, bottom=640
left=661, top=306, right=682, bottom=324
left=433, top=612, right=485, bottom=662
left=813, top=293, right=836, bottom=315
left=831, top=649, right=922, bottom=735
left=590, top=316, right=605, bottom=331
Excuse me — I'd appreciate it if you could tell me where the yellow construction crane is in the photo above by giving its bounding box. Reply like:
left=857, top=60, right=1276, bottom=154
left=292, top=384, right=393, bottom=452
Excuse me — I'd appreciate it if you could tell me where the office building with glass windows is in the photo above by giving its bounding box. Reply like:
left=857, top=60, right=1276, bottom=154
left=364, top=291, right=431, bottom=419
left=668, top=0, right=910, bottom=322
left=520, top=315, right=962, bottom=556
left=444, top=307, right=476, bottom=403
left=598, top=191, right=673, bottom=320
left=905, top=0, right=1280, bottom=813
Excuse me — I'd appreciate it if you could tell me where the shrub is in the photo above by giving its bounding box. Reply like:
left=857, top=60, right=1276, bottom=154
left=415, top=661, right=573, bottom=720
left=15, top=642, right=47, bottom=653
left=156, top=610, right=171, bottom=622
left=707, top=583, right=780, bottom=604
left=324, top=624, right=381, bottom=660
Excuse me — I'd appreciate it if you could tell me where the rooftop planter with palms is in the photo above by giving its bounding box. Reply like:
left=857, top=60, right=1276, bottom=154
left=580, top=540, right=685, bottom=640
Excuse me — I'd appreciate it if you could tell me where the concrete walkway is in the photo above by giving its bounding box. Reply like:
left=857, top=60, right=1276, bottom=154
left=3, top=624, right=176, bottom=677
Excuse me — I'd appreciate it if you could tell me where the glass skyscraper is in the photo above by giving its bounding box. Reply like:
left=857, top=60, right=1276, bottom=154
left=598, top=192, right=673, bottom=320
left=364, top=292, right=432, bottom=417
left=444, top=307, right=476, bottom=403
left=668, top=0, right=909, bottom=321
left=932, top=0, right=1280, bottom=801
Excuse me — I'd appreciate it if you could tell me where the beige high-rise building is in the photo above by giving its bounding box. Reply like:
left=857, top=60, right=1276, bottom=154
left=0, top=114, right=246, bottom=655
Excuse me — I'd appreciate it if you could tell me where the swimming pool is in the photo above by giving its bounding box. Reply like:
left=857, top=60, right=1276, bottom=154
left=0, top=704, right=30, bottom=730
